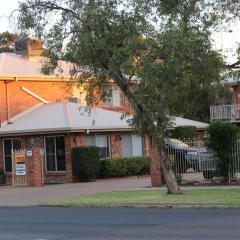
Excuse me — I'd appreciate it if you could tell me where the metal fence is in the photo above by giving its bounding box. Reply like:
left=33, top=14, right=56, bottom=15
left=166, top=138, right=240, bottom=183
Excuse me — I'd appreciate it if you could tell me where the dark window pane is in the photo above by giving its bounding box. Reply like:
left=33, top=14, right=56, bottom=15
left=57, top=156, right=66, bottom=171
left=46, top=154, right=56, bottom=171
left=45, top=137, right=55, bottom=154
left=5, top=156, right=12, bottom=172
left=56, top=137, right=66, bottom=171
left=13, top=139, right=21, bottom=150
left=4, top=140, right=12, bottom=155
left=99, top=147, right=109, bottom=159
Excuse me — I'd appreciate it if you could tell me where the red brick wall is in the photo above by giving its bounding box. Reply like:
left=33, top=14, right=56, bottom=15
left=27, top=148, right=44, bottom=187
left=0, top=82, right=7, bottom=124
left=0, top=80, right=133, bottom=124
left=144, top=135, right=162, bottom=186
left=0, top=80, right=72, bottom=123
left=110, top=132, right=121, bottom=157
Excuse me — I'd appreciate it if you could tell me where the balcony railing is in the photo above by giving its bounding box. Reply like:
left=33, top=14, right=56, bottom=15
left=210, top=104, right=240, bottom=121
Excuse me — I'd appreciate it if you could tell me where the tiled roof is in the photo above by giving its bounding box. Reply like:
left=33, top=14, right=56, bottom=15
left=0, top=102, right=132, bottom=135
left=0, top=52, right=71, bottom=77
left=171, top=117, right=208, bottom=129
left=0, top=102, right=208, bottom=136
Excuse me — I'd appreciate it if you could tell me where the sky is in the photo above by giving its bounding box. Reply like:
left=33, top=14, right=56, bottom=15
left=1, top=0, right=240, bottom=64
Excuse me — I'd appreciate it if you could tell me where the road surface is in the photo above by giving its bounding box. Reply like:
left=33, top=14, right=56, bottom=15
left=0, top=207, right=240, bottom=239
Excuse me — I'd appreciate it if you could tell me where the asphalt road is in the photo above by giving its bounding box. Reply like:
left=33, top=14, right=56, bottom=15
left=0, top=207, right=240, bottom=240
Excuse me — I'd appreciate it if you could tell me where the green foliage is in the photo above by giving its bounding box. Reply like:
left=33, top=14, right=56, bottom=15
left=206, top=121, right=240, bottom=182
left=98, top=156, right=150, bottom=178
left=0, top=32, right=20, bottom=53
left=170, top=126, right=197, bottom=140
left=72, top=146, right=100, bottom=182
left=17, top=0, right=232, bottom=193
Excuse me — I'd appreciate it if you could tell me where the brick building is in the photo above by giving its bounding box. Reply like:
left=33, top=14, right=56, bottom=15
left=0, top=102, right=147, bottom=186
left=0, top=39, right=208, bottom=187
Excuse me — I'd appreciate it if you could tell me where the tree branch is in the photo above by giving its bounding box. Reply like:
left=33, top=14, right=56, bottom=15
left=225, top=60, right=240, bottom=69
left=22, top=0, right=80, bottom=19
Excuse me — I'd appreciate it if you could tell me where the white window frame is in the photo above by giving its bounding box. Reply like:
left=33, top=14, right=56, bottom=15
left=3, top=138, right=21, bottom=173
left=103, top=86, right=124, bottom=107
left=84, top=134, right=110, bottom=158
left=120, top=133, right=144, bottom=157
left=44, top=135, right=66, bottom=172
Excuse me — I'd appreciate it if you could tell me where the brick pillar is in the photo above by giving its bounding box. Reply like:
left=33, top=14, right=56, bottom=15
left=65, top=134, right=73, bottom=183
left=110, top=132, right=121, bottom=157
left=27, top=148, right=44, bottom=187
left=145, top=134, right=162, bottom=187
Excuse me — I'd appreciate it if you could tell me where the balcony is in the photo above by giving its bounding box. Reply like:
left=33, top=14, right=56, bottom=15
left=210, top=104, right=240, bottom=121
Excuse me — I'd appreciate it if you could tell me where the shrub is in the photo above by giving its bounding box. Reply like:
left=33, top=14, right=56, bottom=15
left=98, top=156, right=150, bottom=178
left=205, top=121, right=240, bottom=182
left=170, top=126, right=197, bottom=140
left=72, top=146, right=100, bottom=182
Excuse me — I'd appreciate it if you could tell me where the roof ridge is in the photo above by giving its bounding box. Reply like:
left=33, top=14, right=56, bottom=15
left=63, top=102, right=72, bottom=129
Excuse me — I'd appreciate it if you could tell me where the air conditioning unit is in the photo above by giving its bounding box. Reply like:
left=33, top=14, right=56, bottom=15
left=68, top=97, right=81, bottom=103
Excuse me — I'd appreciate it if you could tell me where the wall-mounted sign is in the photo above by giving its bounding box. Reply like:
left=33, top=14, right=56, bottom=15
left=16, top=170, right=26, bottom=176
left=15, top=163, right=26, bottom=171
left=26, top=150, right=32, bottom=157
left=15, top=155, right=25, bottom=164
left=15, top=154, right=26, bottom=176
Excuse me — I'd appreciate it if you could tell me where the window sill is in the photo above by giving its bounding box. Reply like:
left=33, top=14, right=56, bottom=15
left=102, top=106, right=125, bottom=110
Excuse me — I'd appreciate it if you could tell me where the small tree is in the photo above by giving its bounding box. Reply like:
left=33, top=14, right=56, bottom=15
left=206, top=121, right=239, bottom=182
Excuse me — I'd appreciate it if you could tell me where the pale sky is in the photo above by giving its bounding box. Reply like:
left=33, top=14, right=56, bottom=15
left=1, top=0, right=240, bottom=64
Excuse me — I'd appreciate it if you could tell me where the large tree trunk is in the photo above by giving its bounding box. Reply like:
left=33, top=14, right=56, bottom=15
left=155, top=139, right=181, bottom=194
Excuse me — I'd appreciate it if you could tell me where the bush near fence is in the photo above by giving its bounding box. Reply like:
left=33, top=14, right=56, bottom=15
left=98, top=156, right=150, bottom=178
left=72, top=146, right=100, bottom=182
left=170, top=126, right=197, bottom=140
left=206, top=121, right=240, bottom=182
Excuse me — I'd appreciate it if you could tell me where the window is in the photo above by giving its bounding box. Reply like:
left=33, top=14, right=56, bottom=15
left=3, top=139, right=21, bottom=172
left=103, top=86, right=124, bottom=107
left=85, top=134, right=109, bottom=159
left=120, top=134, right=143, bottom=157
left=45, top=136, right=66, bottom=171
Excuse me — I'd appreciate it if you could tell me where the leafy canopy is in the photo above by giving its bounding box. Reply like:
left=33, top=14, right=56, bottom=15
left=17, top=0, right=225, bottom=132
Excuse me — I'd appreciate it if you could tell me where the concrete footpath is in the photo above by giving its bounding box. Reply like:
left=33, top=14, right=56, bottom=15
left=0, top=176, right=151, bottom=206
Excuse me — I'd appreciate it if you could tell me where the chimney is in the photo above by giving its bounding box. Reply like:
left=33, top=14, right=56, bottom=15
left=15, top=39, right=43, bottom=60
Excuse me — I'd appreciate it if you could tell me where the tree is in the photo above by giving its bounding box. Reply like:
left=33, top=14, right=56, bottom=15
left=17, top=0, right=227, bottom=194
left=0, top=32, right=20, bottom=53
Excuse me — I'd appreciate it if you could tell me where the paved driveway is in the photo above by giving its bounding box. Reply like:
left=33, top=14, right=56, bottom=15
left=0, top=176, right=150, bottom=206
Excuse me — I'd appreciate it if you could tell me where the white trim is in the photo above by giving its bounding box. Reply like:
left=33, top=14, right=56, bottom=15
left=84, top=133, right=110, bottom=158
left=44, top=135, right=65, bottom=172
left=120, top=133, right=143, bottom=157
left=20, top=86, right=49, bottom=103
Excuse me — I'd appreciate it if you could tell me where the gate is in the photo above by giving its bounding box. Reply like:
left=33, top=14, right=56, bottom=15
left=12, top=149, right=27, bottom=187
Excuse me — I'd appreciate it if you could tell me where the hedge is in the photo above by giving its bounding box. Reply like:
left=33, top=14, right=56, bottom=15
left=98, top=156, right=150, bottom=178
left=205, top=120, right=240, bottom=182
left=72, top=146, right=100, bottom=182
